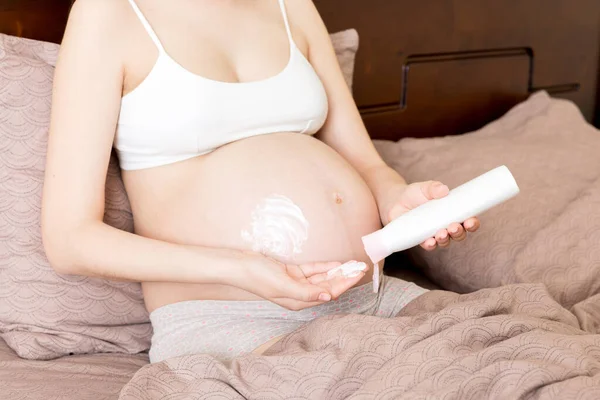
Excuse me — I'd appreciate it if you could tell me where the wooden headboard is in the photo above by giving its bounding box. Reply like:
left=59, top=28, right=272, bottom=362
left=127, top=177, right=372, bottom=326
left=315, top=0, right=600, bottom=139
left=2, top=0, right=599, bottom=140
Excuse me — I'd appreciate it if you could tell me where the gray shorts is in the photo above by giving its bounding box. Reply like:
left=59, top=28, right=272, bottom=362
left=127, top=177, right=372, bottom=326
left=149, top=275, right=427, bottom=363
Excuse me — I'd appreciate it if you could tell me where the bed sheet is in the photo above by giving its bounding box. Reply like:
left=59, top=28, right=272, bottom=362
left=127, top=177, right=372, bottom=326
left=0, top=337, right=148, bottom=400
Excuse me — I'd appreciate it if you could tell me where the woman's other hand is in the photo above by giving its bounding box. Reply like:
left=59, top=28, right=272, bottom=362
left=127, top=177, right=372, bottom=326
left=231, top=252, right=367, bottom=311
left=379, top=181, right=481, bottom=251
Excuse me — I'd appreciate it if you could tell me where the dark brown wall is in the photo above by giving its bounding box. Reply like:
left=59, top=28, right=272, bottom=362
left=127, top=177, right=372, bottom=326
left=0, top=0, right=71, bottom=43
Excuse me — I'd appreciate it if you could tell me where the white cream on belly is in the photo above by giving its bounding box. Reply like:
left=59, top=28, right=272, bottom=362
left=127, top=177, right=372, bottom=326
left=241, top=194, right=309, bottom=260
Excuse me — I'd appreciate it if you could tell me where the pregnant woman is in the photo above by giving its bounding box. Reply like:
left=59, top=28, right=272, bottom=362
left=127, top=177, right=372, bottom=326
left=42, top=0, right=480, bottom=362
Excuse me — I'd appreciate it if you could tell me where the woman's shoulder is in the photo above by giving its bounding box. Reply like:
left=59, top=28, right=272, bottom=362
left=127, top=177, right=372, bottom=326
left=65, top=0, right=131, bottom=45
left=69, top=0, right=130, bottom=24
left=60, top=0, right=138, bottom=66
left=283, top=0, right=332, bottom=52
left=283, top=0, right=320, bottom=25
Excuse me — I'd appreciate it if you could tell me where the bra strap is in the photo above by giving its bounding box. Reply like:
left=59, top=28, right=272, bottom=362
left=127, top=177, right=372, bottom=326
left=127, top=0, right=166, bottom=54
left=278, top=0, right=294, bottom=45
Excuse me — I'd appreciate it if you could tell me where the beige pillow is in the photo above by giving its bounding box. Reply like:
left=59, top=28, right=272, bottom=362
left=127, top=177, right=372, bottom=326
left=374, top=91, right=600, bottom=332
left=330, top=29, right=359, bottom=92
left=0, top=33, right=151, bottom=360
left=0, top=30, right=360, bottom=359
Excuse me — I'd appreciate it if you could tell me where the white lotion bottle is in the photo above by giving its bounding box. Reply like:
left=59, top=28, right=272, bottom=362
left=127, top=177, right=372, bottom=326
left=362, top=165, right=520, bottom=264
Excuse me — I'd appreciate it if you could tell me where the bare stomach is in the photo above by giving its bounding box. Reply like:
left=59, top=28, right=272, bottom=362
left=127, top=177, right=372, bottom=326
left=122, top=133, right=383, bottom=313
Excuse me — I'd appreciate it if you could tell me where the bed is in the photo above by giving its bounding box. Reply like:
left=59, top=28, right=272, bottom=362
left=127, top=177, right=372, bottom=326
left=1, top=1, right=600, bottom=399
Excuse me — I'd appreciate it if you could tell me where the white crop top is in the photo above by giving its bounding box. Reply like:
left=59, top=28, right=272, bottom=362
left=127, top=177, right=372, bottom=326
left=115, top=0, right=329, bottom=171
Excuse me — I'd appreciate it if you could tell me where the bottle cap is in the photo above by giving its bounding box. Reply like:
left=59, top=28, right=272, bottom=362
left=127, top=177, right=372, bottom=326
left=361, top=231, right=388, bottom=264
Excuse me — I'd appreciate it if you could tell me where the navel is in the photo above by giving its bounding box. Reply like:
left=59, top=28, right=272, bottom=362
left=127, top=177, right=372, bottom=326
left=334, top=192, right=343, bottom=204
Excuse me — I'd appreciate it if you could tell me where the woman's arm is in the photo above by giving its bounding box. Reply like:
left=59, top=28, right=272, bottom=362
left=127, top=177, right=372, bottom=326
left=289, top=0, right=480, bottom=248
left=42, top=0, right=235, bottom=284
left=285, top=2, right=406, bottom=200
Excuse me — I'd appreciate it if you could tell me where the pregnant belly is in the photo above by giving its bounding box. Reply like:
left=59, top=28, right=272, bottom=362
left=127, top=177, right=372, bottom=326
left=123, top=133, right=382, bottom=312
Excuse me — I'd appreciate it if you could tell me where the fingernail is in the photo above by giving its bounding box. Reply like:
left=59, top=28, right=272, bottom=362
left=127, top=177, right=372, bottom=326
left=319, top=293, right=331, bottom=302
left=450, top=227, right=459, bottom=234
left=440, top=232, right=447, bottom=239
